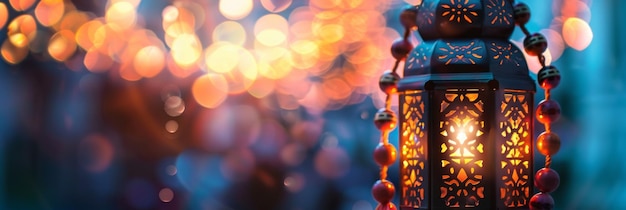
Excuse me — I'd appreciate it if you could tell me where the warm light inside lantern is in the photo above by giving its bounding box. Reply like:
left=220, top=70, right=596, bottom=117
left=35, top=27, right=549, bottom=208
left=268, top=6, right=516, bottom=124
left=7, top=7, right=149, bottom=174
left=438, top=90, right=486, bottom=208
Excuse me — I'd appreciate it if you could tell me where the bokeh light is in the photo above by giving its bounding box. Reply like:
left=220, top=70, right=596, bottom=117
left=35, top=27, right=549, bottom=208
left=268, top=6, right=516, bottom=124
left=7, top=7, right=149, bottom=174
left=171, top=34, right=202, bottom=67
left=0, top=0, right=599, bottom=208
left=159, top=188, right=174, bottom=203
left=563, top=17, right=593, bottom=51
left=165, top=120, right=179, bottom=134
left=48, top=30, right=77, bottom=62
left=192, top=74, right=228, bottom=109
left=84, top=47, right=114, bottom=73
left=314, top=147, right=350, bottom=179
left=219, top=0, right=253, bottom=20
left=212, top=21, right=247, bottom=46
left=134, top=45, right=165, bottom=78
left=8, top=15, right=37, bottom=48
left=34, top=0, right=65, bottom=27
left=260, top=0, right=292, bottom=13
left=105, top=1, right=137, bottom=30
left=0, top=3, right=7, bottom=30
left=255, top=14, right=289, bottom=47
left=78, top=134, right=115, bottom=173
left=1, top=39, right=29, bottom=64
left=9, top=0, right=36, bottom=11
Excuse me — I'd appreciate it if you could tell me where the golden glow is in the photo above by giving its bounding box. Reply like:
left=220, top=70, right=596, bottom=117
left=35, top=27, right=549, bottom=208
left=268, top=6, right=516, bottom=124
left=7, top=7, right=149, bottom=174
left=316, top=24, right=344, bottom=44
left=0, top=0, right=420, bottom=111
left=59, top=11, right=91, bottom=33
left=213, top=21, right=247, bottom=46
left=192, top=74, right=228, bottom=109
left=499, top=92, right=531, bottom=207
left=48, top=30, right=77, bottom=62
left=204, top=42, right=241, bottom=74
left=84, top=48, right=114, bottom=73
left=255, top=14, right=289, bottom=47
left=257, top=47, right=293, bottom=79
left=219, top=0, right=253, bottom=20
left=34, top=0, right=65, bottom=27
left=170, top=34, right=202, bottom=67
left=563, top=17, right=593, bottom=51
left=105, top=1, right=137, bottom=30
left=439, top=91, right=485, bottom=207
left=1, top=39, right=29, bottom=64
left=8, top=15, right=37, bottom=47
left=247, top=76, right=275, bottom=98
left=290, top=40, right=319, bottom=69
left=309, top=0, right=340, bottom=10
left=75, top=20, right=104, bottom=50
left=9, top=0, right=36, bottom=11
left=134, top=46, right=165, bottom=78
left=400, top=92, right=426, bottom=208
left=0, top=3, right=7, bottom=30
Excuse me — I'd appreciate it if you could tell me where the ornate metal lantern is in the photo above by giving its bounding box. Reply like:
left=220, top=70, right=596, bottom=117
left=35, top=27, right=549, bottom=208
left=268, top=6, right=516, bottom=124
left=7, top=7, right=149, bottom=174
left=398, top=0, right=536, bottom=209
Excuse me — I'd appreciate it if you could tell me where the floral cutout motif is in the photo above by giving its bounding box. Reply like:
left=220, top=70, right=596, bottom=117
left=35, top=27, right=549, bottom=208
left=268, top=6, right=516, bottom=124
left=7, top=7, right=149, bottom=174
left=401, top=92, right=427, bottom=208
left=490, top=42, right=522, bottom=66
left=441, top=0, right=479, bottom=23
left=499, top=92, right=531, bottom=207
left=486, top=0, right=512, bottom=25
left=438, top=41, right=483, bottom=65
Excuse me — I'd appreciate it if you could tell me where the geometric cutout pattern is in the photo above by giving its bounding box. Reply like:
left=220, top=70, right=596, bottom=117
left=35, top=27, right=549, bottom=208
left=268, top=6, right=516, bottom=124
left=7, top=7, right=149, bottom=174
left=486, top=0, right=512, bottom=25
left=499, top=91, right=531, bottom=207
left=438, top=41, right=484, bottom=65
left=441, top=0, right=479, bottom=23
left=401, top=91, right=426, bottom=208
left=438, top=89, right=486, bottom=207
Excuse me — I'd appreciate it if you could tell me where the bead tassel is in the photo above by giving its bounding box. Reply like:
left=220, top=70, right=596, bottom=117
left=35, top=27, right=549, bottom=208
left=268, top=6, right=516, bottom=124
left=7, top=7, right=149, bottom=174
left=515, top=1, right=563, bottom=210
left=371, top=6, right=417, bottom=210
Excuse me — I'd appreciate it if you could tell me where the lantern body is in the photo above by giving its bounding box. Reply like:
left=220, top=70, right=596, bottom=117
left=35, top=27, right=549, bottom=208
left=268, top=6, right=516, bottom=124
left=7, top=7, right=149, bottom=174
left=399, top=1, right=535, bottom=209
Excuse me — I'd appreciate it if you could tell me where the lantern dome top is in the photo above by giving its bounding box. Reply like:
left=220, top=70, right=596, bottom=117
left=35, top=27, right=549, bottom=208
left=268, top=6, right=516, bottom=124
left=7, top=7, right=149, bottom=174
left=400, top=38, right=536, bottom=91
left=416, top=0, right=516, bottom=40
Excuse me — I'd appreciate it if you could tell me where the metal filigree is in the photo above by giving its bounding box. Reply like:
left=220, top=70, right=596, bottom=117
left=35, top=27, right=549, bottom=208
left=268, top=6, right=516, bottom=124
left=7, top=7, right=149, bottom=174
left=438, top=90, right=486, bottom=207
left=441, top=0, right=479, bottom=23
left=438, top=41, right=484, bottom=65
left=490, top=42, right=522, bottom=66
left=401, top=91, right=427, bottom=208
left=499, top=91, right=531, bottom=207
left=486, top=0, right=512, bottom=25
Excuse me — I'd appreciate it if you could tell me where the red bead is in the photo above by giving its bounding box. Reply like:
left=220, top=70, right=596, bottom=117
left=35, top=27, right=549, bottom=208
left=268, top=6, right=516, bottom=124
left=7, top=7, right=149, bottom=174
left=513, top=3, right=531, bottom=25
left=536, top=99, right=561, bottom=124
left=535, top=168, right=560, bottom=193
left=373, top=143, right=397, bottom=166
left=375, top=202, right=397, bottom=210
left=530, top=192, right=554, bottom=210
left=390, top=39, right=412, bottom=60
left=374, top=109, right=397, bottom=132
left=379, top=71, right=400, bottom=94
left=524, top=33, right=548, bottom=56
left=536, top=132, right=561, bottom=156
left=538, top=66, right=561, bottom=90
left=372, top=180, right=395, bottom=204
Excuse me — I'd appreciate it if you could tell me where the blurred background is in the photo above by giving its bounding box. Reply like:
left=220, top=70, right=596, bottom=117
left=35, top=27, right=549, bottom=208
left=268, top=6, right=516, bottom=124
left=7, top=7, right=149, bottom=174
left=0, top=0, right=618, bottom=209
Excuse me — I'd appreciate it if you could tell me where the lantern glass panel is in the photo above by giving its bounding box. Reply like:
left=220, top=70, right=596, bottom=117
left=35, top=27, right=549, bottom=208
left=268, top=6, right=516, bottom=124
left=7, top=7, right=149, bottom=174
left=497, top=89, right=533, bottom=208
left=400, top=90, right=428, bottom=209
left=435, top=88, right=488, bottom=208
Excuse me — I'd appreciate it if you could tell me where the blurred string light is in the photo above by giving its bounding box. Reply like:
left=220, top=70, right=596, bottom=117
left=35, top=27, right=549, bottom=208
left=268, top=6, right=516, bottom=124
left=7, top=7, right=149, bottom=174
left=0, top=0, right=413, bottom=112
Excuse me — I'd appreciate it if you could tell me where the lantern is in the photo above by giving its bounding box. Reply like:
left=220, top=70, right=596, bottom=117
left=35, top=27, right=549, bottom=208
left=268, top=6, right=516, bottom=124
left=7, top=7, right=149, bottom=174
left=398, top=0, right=535, bottom=209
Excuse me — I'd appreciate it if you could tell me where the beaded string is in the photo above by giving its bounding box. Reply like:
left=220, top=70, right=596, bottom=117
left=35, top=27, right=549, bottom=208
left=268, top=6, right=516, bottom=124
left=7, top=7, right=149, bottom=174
left=370, top=6, right=417, bottom=210
left=514, top=2, right=563, bottom=210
